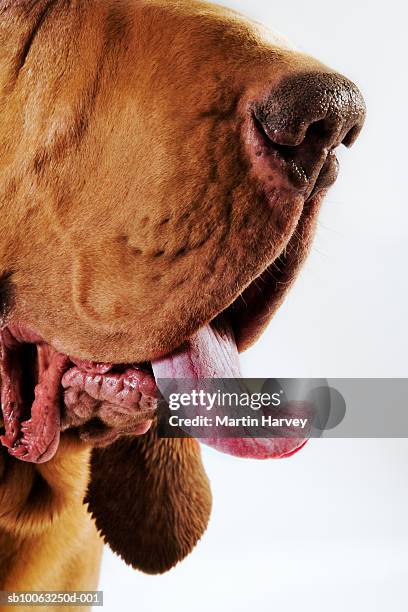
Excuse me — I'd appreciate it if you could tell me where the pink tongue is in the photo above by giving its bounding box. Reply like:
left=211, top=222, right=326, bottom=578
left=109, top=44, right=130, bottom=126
left=151, top=318, right=307, bottom=459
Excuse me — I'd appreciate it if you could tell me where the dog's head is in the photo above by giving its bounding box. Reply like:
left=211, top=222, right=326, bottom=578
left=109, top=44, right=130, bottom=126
left=0, top=0, right=365, bottom=573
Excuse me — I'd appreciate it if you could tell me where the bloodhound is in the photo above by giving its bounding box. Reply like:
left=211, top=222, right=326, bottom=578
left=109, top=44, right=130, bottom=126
left=0, top=0, right=365, bottom=609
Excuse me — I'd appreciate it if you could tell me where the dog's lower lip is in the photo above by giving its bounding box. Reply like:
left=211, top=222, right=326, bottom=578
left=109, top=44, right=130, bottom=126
left=229, top=186, right=323, bottom=352
left=0, top=326, right=156, bottom=463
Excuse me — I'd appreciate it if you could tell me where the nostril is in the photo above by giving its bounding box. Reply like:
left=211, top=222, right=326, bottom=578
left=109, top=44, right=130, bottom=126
left=253, top=113, right=333, bottom=171
left=272, top=142, right=298, bottom=165
left=342, top=124, right=363, bottom=148
left=253, top=113, right=302, bottom=165
left=304, top=119, right=332, bottom=145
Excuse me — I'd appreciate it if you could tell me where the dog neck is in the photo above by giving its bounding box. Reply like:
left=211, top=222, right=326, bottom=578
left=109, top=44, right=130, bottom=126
left=0, top=437, right=103, bottom=596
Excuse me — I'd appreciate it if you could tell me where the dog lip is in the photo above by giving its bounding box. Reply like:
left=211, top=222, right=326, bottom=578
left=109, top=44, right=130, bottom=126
left=305, top=150, right=340, bottom=202
left=0, top=328, right=68, bottom=463
left=0, top=325, right=157, bottom=463
left=228, top=189, right=323, bottom=353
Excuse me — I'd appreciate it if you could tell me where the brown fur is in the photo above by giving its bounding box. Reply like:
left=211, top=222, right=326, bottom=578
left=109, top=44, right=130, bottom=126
left=0, top=0, right=325, bottom=362
left=0, top=0, right=356, bottom=607
left=0, top=435, right=103, bottom=611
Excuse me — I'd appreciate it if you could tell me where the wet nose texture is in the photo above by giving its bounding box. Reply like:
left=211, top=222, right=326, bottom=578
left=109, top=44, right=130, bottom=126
left=252, top=71, right=366, bottom=198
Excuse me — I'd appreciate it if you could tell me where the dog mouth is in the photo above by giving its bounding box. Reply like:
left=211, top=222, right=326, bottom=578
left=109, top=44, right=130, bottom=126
left=0, top=316, right=306, bottom=464
left=0, top=326, right=157, bottom=463
left=0, top=195, right=317, bottom=464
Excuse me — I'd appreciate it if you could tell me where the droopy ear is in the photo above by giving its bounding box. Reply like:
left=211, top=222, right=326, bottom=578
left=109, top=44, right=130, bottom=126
left=85, top=424, right=212, bottom=574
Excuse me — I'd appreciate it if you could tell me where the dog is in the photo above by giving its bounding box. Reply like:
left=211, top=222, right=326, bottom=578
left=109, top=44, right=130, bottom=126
left=0, top=0, right=365, bottom=609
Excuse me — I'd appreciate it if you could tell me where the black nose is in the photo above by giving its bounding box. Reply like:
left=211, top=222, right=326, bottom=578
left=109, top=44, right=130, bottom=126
left=252, top=71, right=366, bottom=198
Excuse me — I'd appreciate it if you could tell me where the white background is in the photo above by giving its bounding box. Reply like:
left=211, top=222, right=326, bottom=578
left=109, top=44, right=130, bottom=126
left=99, top=1, right=408, bottom=610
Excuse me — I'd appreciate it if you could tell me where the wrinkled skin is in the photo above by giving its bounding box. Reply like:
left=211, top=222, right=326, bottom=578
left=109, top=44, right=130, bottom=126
left=0, top=0, right=328, bottom=363
left=0, top=0, right=365, bottom=603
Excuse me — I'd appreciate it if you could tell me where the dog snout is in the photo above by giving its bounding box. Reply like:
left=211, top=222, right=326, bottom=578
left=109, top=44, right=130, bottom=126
left=251, top=71, right=366, bottom=198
